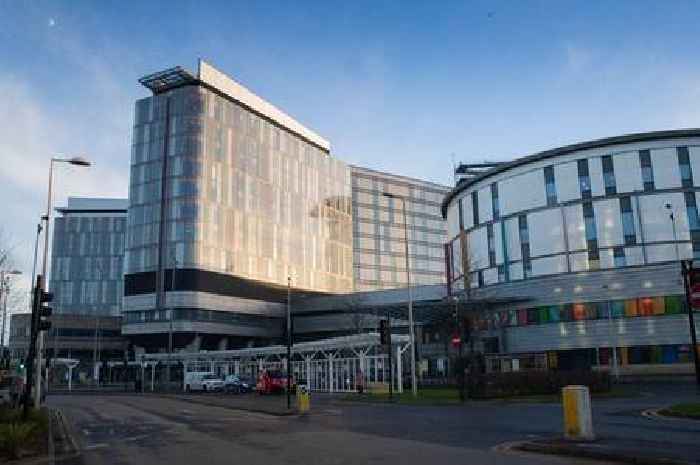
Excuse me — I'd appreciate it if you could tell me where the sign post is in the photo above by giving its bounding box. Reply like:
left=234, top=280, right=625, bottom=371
left=680, top=260, right=700, bottom=389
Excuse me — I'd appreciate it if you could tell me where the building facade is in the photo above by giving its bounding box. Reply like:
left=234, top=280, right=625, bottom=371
left=351, top=166, right=448, bottom=291
left=50, top=197, right=128, bottom=316
left=443, top=130, right=700, bottom=371
left=123, top=61, right=353, bottom=350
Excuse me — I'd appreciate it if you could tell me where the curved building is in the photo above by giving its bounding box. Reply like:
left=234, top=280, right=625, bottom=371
left=442, top=130, right=700, bottom=371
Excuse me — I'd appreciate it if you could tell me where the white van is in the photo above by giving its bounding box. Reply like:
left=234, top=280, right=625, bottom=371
left=184, top=372, right=224, bottom=392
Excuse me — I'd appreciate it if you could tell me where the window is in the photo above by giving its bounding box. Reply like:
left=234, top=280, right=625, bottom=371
left=544, top=166, right=557, bottom=206
left=577, top=159, right=591, bottom=199
left=613, top=246, right=626, bottom=267
left=487, top=223, right=496, bottom=267
left=678, top=146, right=693, bottom=188
left=602, top=155, right=616, bottom=195
left=471, top=191, right=479, bottom=225
left=518, top=215, right=531, bottom=277
left=491, top=183, right=500, bottom=220
left=458, top=198, right=464, bottom=230
left=639, top=149, right=654, bottom=192
left=497, top=264, right=505, bottom=283
left=620, top=196, right=637, bottom=245
left=582, top=202, right=599, bottom=269
left=684, top=192, right=700, bottom=259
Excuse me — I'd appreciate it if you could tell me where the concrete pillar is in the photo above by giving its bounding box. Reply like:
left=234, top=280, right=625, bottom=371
left=218, top=338, right=228, bottom=351
left=397, top=346, right=403, bottom=394
left=306, top=357, right=312, bottom=391
left=329, top=357, right=334, bottom=393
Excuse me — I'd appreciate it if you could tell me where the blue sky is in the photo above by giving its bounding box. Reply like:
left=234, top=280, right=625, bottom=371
left=1, top=1, right=700, bottom=327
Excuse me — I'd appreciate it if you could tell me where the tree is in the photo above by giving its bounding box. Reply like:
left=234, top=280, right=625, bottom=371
left=432, top=230, right=488, bottom=400
left=346, top=295, right=374, bottom=335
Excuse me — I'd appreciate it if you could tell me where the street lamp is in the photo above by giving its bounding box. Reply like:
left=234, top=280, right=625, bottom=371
left=167, top=251, right=177, bottom=392
left=35, top=156, right=91, bottom=406
left=1, top=269, right=22, bottom=358
left=665, top=203, right=680, bottom=261
left=382, top=192, right=417, bottom=397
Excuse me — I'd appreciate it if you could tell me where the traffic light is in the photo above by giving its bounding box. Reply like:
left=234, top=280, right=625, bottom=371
left=32, top=275, right=53, bottom=332
left=379, top=319, right=391, bottom=345
left=38, top=289, right=53, bottom=332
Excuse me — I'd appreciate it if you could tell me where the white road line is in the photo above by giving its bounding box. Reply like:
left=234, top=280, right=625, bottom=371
left=84, top=443, right=108, bottom=450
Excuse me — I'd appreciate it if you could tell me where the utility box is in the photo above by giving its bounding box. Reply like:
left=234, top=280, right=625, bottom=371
left=296, top=384, right=310, bottom=414
left=562, top=385, right=594, bottom=441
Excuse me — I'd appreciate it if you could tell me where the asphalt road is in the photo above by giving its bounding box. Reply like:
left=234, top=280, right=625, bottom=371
left=49, top=383, right=700, bottom=465
left=50, top=393, right=605, bottom=465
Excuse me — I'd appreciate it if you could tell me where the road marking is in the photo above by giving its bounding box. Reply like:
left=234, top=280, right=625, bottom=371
left=84, top=443, right=108, bottom=450
left=124, top=434, right=149, bottom=442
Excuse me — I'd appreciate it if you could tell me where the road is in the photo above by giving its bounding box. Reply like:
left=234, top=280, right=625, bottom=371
left=51, top=393, right=604, bottom=465
left=49, top=383, right=700, bottom=465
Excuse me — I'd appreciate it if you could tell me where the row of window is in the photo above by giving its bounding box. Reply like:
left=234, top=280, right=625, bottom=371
left=352, top=175, right=447, bottom=205
left=596, top=345, right=696, bottom=365
left=452, top=189, right=700, bottom=287
left=124, top=308, right=278, bottom=328
left=461, top=146, right=697, bottom=231
left=46, top=328, right=121, bottom=338
left=476, top=295, right=692, bottom=330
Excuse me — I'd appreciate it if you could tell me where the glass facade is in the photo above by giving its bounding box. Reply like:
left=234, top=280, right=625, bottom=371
left=445, top=135, right=700, bottom=289
left=351, top=166, right=448, bottom=291
left=126, top=85, right=353, bottom=294
left=50, top=199, right=128, bottom=316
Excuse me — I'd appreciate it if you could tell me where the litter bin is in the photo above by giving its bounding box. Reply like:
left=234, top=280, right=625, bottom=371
left=296, top=384, right=310, bottom=414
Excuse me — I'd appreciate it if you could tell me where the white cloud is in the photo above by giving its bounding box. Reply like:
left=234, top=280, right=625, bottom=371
left=0, top=31, right=135, bottom=344
left=564, top=42, right=594, bottom=73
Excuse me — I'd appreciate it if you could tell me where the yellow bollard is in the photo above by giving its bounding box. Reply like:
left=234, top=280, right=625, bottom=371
left=562, top=385, right=594, bottom=441
left=296, top=384, right=310, bottom=414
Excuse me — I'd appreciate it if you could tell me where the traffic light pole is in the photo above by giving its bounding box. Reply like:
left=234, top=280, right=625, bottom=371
left=386, top=316, right=393, bottom=400
left=681, top=260, right=700, bottom=389
left=23, top=276, right=42, bottom=418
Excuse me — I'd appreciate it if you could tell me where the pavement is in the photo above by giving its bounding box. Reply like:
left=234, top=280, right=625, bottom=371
left=46, top=382, right=700, bottom=465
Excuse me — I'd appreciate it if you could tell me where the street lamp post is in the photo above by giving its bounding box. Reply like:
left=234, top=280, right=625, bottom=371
left=167, top=252, right=176, bottom=392
left=382, top=192, right=417, bottom=397
left=0, top=270, right=22, bottom=358
left=286, top=276, right=292, bottom=410
left=35, top=156, right=91, bottom=406
left=665, top=203, right=680, bottom=261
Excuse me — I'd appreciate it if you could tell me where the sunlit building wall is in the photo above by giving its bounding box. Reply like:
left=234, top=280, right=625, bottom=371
left=123, top=61, right=353, bottom=347
left=442, top=130, right=700, bottom=369
left=351, top=166, right=448, bottom=291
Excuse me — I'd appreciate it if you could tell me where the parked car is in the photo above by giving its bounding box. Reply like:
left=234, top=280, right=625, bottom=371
left=256, top=370, right=293, bottom=395
left=224, top=375, right=255, bottom=393
left=184, top=372, right=224, bottom=392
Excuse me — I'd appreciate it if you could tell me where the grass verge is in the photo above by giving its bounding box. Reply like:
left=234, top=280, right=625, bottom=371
left=341, top=385, right=640, bottom=406
left=341, top=387, right=462, bottom=405
left=658, top=403, right=700, bottom=419
left=0, top=406, right=49, bottom=460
